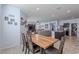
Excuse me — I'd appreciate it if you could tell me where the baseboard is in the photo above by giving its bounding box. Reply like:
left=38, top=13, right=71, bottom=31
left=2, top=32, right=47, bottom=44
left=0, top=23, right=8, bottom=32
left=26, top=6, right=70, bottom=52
left=0, top=44, right=21, bottom=50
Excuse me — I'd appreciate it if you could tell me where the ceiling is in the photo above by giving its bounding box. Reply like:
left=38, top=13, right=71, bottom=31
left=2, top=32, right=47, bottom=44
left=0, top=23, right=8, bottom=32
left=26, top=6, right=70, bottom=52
left=11, top=4, right=79, bottom=22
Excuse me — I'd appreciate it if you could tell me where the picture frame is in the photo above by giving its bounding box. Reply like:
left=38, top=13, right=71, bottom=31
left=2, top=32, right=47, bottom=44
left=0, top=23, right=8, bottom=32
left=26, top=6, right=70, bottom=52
left=9, top=14, right=15, bottom=17
left=8, top=21, right=13, bottom=24
left=10, top=19, right=15, bottom=22
left=5, top=16, right=9, bottom=21
left=14, top=22, right=18, bottom=26
left=45, top=24, right=48, bottom=28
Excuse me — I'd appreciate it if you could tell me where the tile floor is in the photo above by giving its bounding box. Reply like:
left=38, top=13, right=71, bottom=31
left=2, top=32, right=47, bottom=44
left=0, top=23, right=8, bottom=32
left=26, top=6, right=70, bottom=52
left=0, top=36, right=79, bottom=54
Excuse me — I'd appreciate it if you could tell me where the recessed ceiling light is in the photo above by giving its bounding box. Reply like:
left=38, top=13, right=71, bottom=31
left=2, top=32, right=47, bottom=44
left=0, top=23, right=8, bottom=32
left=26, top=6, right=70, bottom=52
left=36, top=8, right=39, bottom=11
left=67, top=10, right=71, bottom=13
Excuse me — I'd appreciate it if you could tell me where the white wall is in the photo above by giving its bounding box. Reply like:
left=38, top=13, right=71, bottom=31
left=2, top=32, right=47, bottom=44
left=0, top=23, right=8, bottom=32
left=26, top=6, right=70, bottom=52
left=0, top=5, right=2, bottom=48
left=0, top=5, right=20, bottom=49
left=0, top=5, right=1, bottom=40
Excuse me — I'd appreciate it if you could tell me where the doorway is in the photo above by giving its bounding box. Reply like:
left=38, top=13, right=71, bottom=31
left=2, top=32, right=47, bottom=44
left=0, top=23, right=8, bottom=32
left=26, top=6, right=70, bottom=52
left=63, top=23, right=70, bottom=36
left=71, top=23, right=77, bottom=36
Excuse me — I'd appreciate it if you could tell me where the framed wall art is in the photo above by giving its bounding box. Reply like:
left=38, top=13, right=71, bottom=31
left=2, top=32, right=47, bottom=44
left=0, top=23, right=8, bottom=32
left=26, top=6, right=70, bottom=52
left=5, top=16, right=9, bottom=21
left=8, top=21, right=13, bottom=24
left=14, top=22, right=18, bottom=26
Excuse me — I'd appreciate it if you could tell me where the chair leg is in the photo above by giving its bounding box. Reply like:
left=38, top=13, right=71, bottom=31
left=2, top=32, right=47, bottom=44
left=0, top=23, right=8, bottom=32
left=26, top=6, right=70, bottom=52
left=42, top=49, right=45, bottom=54
left=25, top=47, right=27, bottom=54
left=22, top=44, right=24, bottom=52
left=27, top=48, right=30, bottom=54
left=25, top=43, right=28, bottom=54
left=27, top=45, right=30, bottom=54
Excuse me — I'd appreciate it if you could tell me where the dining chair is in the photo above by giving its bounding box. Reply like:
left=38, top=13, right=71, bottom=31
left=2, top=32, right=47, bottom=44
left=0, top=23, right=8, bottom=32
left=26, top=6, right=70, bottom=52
left=55, top=32, right=64, bottom=40
left=21, top=33, right=28, bottom=54
left=44, top=37, right=65, bottom=54
left=26, top=31, right=40, bottom=54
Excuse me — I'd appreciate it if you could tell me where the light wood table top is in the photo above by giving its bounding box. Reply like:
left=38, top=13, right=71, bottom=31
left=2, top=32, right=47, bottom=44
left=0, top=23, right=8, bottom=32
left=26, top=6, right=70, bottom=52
left=31, top=34, right=58, bottom=49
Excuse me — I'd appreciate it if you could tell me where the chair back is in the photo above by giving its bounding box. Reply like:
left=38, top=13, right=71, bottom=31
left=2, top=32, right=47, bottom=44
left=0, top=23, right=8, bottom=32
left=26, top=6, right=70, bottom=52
left=22, top=33, right=27, bottom=46
left=27, top=31, right=34, bottom=53
left=59, top=37, right=65, bottom=54
left=55, top=32, right=64, bottom=40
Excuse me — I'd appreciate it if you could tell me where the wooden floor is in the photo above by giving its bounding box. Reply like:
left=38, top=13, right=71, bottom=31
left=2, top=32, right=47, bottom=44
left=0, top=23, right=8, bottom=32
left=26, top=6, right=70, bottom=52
left=0, top=36, right=79, bottom=54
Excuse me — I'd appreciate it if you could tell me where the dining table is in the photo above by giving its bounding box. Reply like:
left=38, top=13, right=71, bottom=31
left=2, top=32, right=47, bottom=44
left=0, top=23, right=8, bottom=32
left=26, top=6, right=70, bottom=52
left=31, top=34, right=58, bottom=53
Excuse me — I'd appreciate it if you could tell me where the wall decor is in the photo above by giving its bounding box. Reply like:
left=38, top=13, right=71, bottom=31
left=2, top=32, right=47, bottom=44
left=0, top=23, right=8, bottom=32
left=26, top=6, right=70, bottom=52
left=8, top=21, right=13, bottom=24
left=4, top=15, right=17, bottom=25
left=14, top=22, right=18, bottom=26
left=21, top=17, right=27, bottom=24
left=20, top=17, right=27, bottom=28
left=45, top=24, right=48, bottom=28
left=10, top=19, right=15, bottom=22
left=5, top=16, right=9, bottom=21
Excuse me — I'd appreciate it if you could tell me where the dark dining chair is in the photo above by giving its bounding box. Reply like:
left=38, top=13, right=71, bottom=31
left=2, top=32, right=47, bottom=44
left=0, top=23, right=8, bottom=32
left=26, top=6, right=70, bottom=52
left=44, top=37, right=65, bottom=54
left=21, top=33, right=28, bottom=54
left=55, top=32, right=64, bottom=40
left=26, top=31, right=40, bottom=54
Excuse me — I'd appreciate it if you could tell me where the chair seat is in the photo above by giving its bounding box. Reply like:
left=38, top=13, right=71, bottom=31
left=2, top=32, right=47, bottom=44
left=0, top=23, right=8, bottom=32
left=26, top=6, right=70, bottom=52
left=45, top=47, right=59, bottom=54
